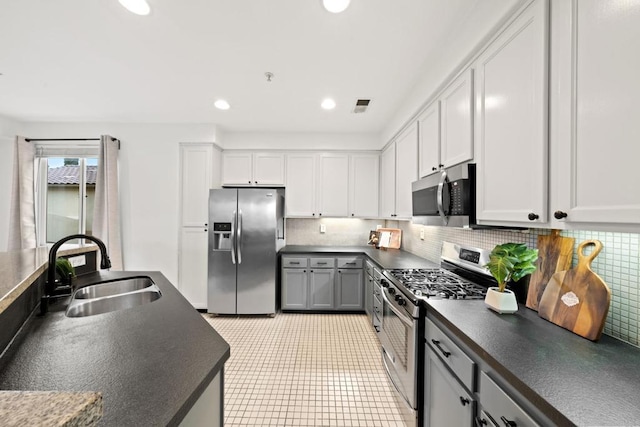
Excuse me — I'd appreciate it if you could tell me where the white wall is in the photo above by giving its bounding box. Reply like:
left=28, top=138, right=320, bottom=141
left=8, top=122, right=218, bottom=284
left=221, top=131, right=379, bottom=151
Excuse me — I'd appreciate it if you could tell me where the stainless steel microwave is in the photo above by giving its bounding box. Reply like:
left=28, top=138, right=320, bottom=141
left=411, top=163, right=476, bottom=227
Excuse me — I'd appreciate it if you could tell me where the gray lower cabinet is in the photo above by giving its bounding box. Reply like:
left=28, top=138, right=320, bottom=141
left=424, top=346, right=475, bottom=426
left=281, top=255, right=364, bottom=312
left=336, top=268, right=363, bottom=310
left=478, top=372, right=539, bottom=427
left=309, top=268, right=334, bottom=309
left=281, top=267, right=308, bottom=310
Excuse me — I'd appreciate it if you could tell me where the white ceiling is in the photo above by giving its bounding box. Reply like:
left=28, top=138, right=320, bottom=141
left=0, top=0, right=519, bottom=134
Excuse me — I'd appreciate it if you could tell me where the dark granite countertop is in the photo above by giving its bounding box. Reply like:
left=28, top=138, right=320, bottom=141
left=280, top=245, right=438, bottom=269
left=425, top=299, right=640, bottom=426
left=0, top=271, right=230, bottom=426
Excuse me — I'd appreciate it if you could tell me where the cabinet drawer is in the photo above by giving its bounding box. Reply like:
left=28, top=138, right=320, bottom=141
left=365, top=261, right=374, bottom=277
left=425, top=317, right=475, bottom=391
left=337, top=257, right=362, bottom=269
left=282, top=257, right=308, bottom=268
left=373, top=268, right=382, bottom=281
left=373, top=282, right=382, bottom=300
left=310, top=258, right=335, bottom=268
left=373, top=294, right=382, bottom=319
left=480, top=372, right=539, bottom=427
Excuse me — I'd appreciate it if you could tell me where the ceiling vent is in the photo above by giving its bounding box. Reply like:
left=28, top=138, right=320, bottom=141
left=352, top=99, right=371, bottom=114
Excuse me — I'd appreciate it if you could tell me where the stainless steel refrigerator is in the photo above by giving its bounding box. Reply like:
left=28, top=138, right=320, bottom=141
left=207, top=188, right=285, bottom=315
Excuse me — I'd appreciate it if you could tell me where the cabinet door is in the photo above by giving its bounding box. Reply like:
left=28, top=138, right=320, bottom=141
left=349, top=154, right=379, bottom=218
left=178, top=227, right=209, bottom=309
left=440, top=68, right=474, bottom=169
left=281, top=268, right=308, bottom=310
left=317, top=154, right=349, bottom=217
left=380, top=144, right=396, bottom=218
left=551, top=0, right=640, bottom=226
left=424, top=346, right=475, bottom=427
left=180, top=144, right=213, bottom=227
left=309, top=269, right=335, bottom=309
left=418, top=101, right=441, bottom=178
left=253, top=153, right=285, bottom=186
left=475, top=0, right=548, bottom=225
left=335, top=269, right=363, bottom=310
left=395, top=123, right=419, bottom=219
left=222, top=153, right=253, bottom=186
left=480, top=372, right=540, bottom=427
left=285, top=154, right=316, bottom=217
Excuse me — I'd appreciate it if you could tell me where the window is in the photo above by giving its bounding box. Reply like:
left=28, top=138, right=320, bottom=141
left=35, top=142, right=100, bottom=246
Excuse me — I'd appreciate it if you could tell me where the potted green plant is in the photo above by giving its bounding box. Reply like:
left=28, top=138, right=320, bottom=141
left=484, top=243, right=538, bottom=313
left=55, top=257, right=76, bottom=287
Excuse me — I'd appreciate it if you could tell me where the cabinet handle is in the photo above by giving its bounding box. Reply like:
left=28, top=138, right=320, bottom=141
left=527, top=213, right=539, bottom=221
left=554, top=210, right=568, bottom=219
left=459, top=396, right=470, bottom=406
left=346, top=262, right=357, bottom=265
left=439, top=164, right=444, bottom=168
left=374, top=326, right=380, bottom=333
left=475, top=417, right=488, bottom=427
left=290, top=262, right=301, bottom=265
left=500, top=416, right=517, bottom=427
left=432, top=166, right=437, bottom=171
left=431, top=339, right=451, bottom=358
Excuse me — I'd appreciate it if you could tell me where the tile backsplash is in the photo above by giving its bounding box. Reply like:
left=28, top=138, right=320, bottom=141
left=286, top=218, right=640, bottom=347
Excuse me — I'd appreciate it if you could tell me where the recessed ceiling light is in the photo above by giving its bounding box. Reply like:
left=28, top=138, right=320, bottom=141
left=321, top=98, right=336, bottom=110
left=322, top=0, right=351, bottom=13
left=118, top=0, right=151, bottom=16
left=214, top=100, right=231, bottom=110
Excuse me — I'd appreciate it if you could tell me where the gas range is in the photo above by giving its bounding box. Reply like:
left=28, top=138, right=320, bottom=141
left=381, top=241, right=497, bottom=305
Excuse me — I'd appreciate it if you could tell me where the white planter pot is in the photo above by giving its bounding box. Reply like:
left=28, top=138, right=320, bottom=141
left=484, top=287, right=518, bottom=314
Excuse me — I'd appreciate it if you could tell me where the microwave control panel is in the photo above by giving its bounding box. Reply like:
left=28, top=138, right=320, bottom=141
left=450, top=180, right=470, bottom=215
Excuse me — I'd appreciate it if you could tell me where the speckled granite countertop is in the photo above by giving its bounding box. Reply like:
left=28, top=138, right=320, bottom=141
left=0, top=391, right=102, bottom=427
left=425, top=299, right=640, bottom=426
left=0, top=270, right=230, bottom=426
left=280, top=245, right=438, bottom=269
left=0, top=245, right=98, bottom=314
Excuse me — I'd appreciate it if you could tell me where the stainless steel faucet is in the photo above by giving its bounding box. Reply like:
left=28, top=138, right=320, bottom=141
left=41, top=234, right=112, bottom=314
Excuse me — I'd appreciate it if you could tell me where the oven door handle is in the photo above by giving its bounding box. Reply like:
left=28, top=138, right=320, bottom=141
left=381, top=347, right=415, bottom=411
left=437, top=169, right=449, bottom=226
left=381, top=290, right=414, bottom=327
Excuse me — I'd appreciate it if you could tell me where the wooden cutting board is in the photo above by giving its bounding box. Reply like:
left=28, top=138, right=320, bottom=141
left=525, top=230, right=575, bottom=311
left=538, top=240, right=611, bottom=341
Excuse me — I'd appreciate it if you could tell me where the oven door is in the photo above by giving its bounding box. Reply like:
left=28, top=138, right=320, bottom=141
left=380, top=288, right=418, bottom=411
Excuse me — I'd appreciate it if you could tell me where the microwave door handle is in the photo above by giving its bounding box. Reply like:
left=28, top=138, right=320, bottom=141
left=437, top=170, right=449, bottom=225
left=230, top=210, right=236, bottom=265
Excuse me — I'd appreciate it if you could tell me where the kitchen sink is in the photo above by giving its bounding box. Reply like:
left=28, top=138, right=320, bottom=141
left=73, top=277, right=155, bottom=299
left=66, top=276, right=162, bottom=317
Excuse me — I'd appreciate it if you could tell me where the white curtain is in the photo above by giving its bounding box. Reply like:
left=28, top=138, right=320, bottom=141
left=7, top=136, right=36, bottom=250
left=93, top=135, right=124, bottom=270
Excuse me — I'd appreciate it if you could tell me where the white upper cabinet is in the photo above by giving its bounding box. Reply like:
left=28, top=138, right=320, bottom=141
left=550, top=0, right=640, bottom=229
left=418, top=101, right=441, bottom=178
left=317, top=154, right=350, bottom=217
left=475, top=0, right=549, bottom=226
left=349, top=154, right=379, bottom=218
left=222, top=152, right=285, bottom=186
left=180, top=144, right=214, bottom=227
left=285, top=154, right=316, bottom=217
left=380, top=143, right=396, bottom=218
left=440, top=69, right=474, bottom=169
left=395, top=122, right=419, bottom=218
left=253, top=153, right=285, bottom=185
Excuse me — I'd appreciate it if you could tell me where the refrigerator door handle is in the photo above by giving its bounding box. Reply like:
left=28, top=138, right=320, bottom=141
left=231, top=210, right=237, bottom=265
left=238, top=209, right=243, bottom=264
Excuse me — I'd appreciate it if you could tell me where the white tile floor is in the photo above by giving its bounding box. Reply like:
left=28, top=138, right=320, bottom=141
left=204, top=313, right=407, bottom=427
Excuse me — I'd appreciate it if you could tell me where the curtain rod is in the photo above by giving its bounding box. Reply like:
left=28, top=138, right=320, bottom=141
left=25, top=137, right=118, bottom=142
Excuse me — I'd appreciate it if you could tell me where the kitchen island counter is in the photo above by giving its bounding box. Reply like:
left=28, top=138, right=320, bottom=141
left=425, top=299, right=640, bottom=426
left=0, top=270, right=229, bottom=426
left=280, top=245, right=438, bottom=269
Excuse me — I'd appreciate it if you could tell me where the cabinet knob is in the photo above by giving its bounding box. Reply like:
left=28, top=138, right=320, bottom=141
left=351, top=213, right=354, bottom=217
left=254, top=181, right=258, bottom=184
left=204, top=229, right=207, bottom=232
left=475, top=417, right=488, bottom=427
left=312, top=213, right=315, bottom=216
left=459, top=396, right=470, bottom=406
left=554, top=210, right=568, bottom=219
left=527, top=213, right=539, bottom=221
left=500, top=416, right=517, bottom=427
left=319, top=213, right=322, bottom=216
left=310, top=270, right=314, bottom=273
left=248, top=181, right=251, bottom=184
left=432, top=166, right=437, bottom=171
left=439, top=164, right=444, bottom=168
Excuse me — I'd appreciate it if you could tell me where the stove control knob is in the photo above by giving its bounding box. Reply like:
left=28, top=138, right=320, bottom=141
left=397, top=297, right=406, bottom=306
left=380, top=279, right=389, bottom=288
left=388, top=288, right=396, bottom=295
left=394, top=294, right=402, bottom=301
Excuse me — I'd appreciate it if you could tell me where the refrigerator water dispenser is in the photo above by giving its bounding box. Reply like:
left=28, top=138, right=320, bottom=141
left=212, top=222, right=232, bottom=250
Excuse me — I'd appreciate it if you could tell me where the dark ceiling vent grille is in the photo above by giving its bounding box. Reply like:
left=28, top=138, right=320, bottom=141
left=353, top=99, right=371, bottom=114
